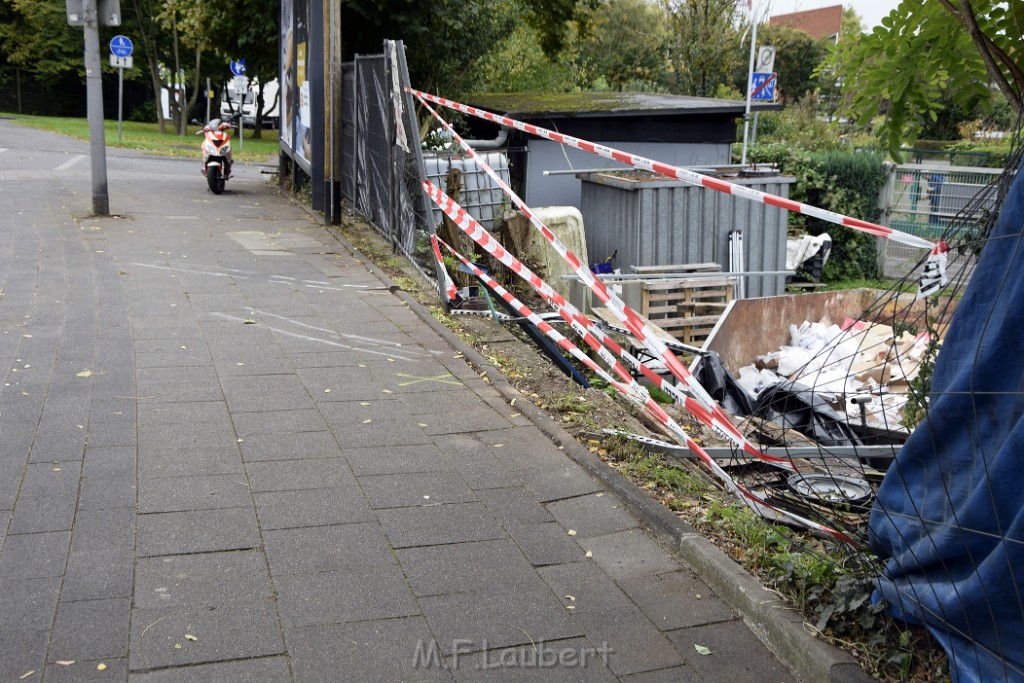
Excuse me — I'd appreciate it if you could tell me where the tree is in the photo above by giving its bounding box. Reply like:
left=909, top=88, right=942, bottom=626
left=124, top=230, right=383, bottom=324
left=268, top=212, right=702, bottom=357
left=663, top=0, right=743, bottom=98
left=208, top=1, right=279, bottom=139
left=574, top=0, right=669, bottom=91
left=0, top=0, right=85, bottom=111
left=822, top=0, right=1023, bottom=157
left=340, top=0, right=596, bottom=97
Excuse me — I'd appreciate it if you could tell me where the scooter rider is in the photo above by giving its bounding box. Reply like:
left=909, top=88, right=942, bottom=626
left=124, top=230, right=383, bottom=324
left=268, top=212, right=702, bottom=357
left=200, top=118, right=233, bottom=179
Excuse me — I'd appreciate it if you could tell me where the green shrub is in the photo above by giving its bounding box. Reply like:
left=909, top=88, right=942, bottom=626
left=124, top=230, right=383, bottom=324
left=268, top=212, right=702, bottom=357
left=746, top=146, right=887, bottom=281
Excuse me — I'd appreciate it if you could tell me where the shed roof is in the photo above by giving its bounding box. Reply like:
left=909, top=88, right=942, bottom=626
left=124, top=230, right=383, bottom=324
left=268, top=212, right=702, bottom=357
left=467, top=92, right=780, bottom=118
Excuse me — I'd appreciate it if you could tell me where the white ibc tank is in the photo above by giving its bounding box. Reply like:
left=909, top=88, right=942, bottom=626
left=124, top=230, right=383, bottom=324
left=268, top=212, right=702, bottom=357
left=529, top=206, right=591, bottom=312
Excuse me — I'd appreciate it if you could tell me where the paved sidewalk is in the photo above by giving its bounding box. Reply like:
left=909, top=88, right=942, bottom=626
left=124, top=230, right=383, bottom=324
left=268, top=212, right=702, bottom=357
left=0, top=121, right=797, bottom=682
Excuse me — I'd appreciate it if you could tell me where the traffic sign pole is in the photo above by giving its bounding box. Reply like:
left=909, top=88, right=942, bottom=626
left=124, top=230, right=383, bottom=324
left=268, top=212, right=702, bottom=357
left=108, top=36, right=133, bottom=142
left=83, top=0, right=109, bottom=215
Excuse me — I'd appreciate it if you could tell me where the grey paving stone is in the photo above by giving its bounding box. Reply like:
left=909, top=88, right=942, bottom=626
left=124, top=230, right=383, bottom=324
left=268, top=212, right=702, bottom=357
left=62, top=549, right=135, bottom=601
left=474, top=426, right=566, bottom=471
left=618, top=570, right=736, bottom=632
left=136, top=365, right=219, bottom=387
left=412, top=402, right=513, bottom=436
left=136, top=508, right=260, bottom=557
left=264, top=522, right=395, bottom=575
left=619, top=665, right=701, bottom=683
left=287, top=617, right=450, bottom=683
left=287, top=351, right=363, bottom=369
left=253, top=487, right=376, bottom=530
left=70, top=508, right=136, bottom=553
left=318, top=402, right=433, bottom=448
left=397, top=538, right=546, bottom=598
left=538, top=561, right=640, bottom=619
left=137, top=400, right=230, bottom=425
left=419, top=587, right=583, bottom=656
left=448, top=637, right=619, bottom=682
left=47, top=658, right=129, bottom=683
left=82, top=446, right=136, bottom=477
left=135, top=349, right=214, bottom=368
left=295, top=365, right=376, bottom=401
left=666, top=620, right=794, bottom=682
left=127, top=657, right=291, bottom=683
left=275, top=562, right=420, bottom=628
left=246, top=458, right=358, bottom=492
left=517, top=463, right=603, bottom=504
left=343, top=443, right=454, bottom=477
left=214, top=353, right=296, bottom=377
left=239, top=430, right=342, bottom=462
left=0, top=530, right=71, bottom=579
left=221, top=374, right=315, bottom=413
left=546, top=493, right=640, bottom=539
left=578, top=530, right=681, bottom=580
left=359, top=471, right=478, bottom=509
left=9, top=461, right=82, bottom=533
left=377, top=502, right=506, bottom=549
left=505, top=521, right=587, bottom=567
left=476, top=486, right=555, bottom=525
left=0, top=577, right=61, bottom=635
left=29, top=428, right=87, bottom=463
left=232, top=409, right=329, bottom=437
left=138, top=474, right=252, bottom=513
left=435, top=436, right=521, bottom=490
left=137, top=444, right=244, bottom=479
left=130, top=380, right=225, bottom=403
left=85, top=422, right=138, bottom=448
left=50, top=598, right=131, bottom=661
left=579, top=609, right=686, bottom=677
left=137, top=420, right=236, bottom=450
left=0, top=628, right=48, bottom=683
left=77, top=475, right=138, bottom=511
left=134, top=550, right=272, bottom=609
left=128, top=600, right=284, bottom=671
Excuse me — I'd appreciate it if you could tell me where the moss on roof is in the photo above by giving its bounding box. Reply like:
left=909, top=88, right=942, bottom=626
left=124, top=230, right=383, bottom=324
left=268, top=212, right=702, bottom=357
left=466, top=91, right=751, bottom=116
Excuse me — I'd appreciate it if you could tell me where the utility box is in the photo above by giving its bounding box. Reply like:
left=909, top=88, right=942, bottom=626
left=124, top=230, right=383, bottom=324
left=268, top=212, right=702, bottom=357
left=579, top=170, right=795, bottom=298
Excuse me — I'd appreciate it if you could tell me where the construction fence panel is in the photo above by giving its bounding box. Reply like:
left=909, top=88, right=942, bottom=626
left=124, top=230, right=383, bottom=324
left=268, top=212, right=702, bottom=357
left=877, top=164, right=1002, bottom=279
left=339, top=41, right=429, bottom=255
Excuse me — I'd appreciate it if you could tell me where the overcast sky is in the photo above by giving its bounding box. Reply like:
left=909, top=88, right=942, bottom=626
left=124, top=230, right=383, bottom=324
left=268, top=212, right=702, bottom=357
left=762, top=0, right=903, bottom=30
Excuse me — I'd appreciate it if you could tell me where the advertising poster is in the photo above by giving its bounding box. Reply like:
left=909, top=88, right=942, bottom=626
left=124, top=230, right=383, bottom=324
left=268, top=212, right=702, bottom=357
left=293, top=0, right=311, bottom=169
left=279, top=0, right=294, bottom=152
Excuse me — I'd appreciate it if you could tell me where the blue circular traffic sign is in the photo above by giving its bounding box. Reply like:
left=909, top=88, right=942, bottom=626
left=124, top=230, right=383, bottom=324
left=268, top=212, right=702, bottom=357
left=230, top=59, right=247, bottom=76
left=110, top=35, right=133, bottom=58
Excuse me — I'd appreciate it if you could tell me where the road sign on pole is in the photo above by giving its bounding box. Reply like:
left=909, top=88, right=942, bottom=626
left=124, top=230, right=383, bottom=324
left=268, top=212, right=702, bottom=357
left=750, top=72, right=777, bottom=101
left=230, top=59, right=247, bottom=76
left=109, top=55, right=133, bottom=68
left=109, top=35, right=132, bottom=57
left=756, top=46, right=776, bottom=75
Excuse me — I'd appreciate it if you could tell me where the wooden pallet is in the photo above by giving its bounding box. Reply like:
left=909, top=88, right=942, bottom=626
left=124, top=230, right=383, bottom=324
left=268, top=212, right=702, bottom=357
left=640, top=277, right=734, bottom=346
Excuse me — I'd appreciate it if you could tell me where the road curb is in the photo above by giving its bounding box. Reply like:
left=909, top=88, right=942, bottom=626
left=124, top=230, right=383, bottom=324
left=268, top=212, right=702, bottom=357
left=319, top=218, right=872, bottom=683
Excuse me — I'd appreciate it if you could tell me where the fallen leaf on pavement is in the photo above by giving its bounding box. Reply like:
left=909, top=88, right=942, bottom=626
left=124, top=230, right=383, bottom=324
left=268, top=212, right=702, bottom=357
left=694, top=644, right=712, bottom=655
left=55, top=660, right=75, bottom=666
left=76, top=370, right=93, bottom=378
left=19, top=672, right=35, bottom=679
left=184, top=634, right=198, bottom=641
left=97, top=664, right=107, bottom=671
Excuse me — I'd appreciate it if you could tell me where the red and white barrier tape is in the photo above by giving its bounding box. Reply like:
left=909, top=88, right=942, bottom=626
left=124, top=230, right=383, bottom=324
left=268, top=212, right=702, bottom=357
left=424, top=179, right=799, bottom=475
left=415, top=94, right=769, bottom=462
left=432, top=232, right=853, bottom=545
left=408, top=88, right=935, bottom=251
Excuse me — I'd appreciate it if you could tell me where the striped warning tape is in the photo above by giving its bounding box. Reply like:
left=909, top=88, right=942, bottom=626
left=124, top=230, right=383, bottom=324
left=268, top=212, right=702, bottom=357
left=408, top=88, right=935, bottom=251
left=415, top=94, right=773, bottom=463
left=433, top=232, right=854, bottom=545
left=424, top=179, right=802, bottom=476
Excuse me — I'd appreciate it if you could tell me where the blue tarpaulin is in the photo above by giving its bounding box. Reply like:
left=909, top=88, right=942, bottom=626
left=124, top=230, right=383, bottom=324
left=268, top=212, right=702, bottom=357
left=870, top=160, right=1024, bottom=683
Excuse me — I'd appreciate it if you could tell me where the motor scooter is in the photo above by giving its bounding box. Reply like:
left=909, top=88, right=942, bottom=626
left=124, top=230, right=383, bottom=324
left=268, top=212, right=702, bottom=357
left=198, top=118, right=234, bottom=194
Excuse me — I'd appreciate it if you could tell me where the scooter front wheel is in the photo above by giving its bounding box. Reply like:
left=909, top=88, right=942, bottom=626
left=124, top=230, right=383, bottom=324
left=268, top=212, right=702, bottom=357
left=207, top=165, right=225, bottom=194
